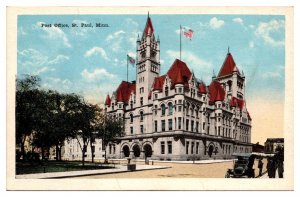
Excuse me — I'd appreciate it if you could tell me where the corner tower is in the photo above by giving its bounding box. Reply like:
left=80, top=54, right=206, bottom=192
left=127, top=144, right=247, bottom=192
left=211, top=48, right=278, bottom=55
left=136, top=14, right=160, bottom=106
left=216, top=50, right=245, bottom=100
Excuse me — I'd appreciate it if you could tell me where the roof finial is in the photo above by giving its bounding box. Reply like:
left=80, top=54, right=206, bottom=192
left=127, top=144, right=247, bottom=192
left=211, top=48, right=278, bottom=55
left=212, top=69, right=216, bottom=80
left=228, top=46, right=230, bottom=53
left=148, top=11, right=149, bottom=18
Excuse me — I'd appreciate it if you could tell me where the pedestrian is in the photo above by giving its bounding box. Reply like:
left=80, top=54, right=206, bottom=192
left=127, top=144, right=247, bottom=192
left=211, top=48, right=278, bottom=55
left=258, top=158, right=264, bottom=176
left=277, top=160, right=284, bottom=178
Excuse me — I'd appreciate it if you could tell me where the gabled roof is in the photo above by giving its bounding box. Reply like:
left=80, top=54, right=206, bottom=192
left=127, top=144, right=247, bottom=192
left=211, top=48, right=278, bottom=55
left=142, top=15, right=154, bottom=38
left=199, top=81, right=207, bottom=94
left=247, top=111, right=252, bottom=120
left=218, top=52, right=241, bottom=77
left=230, top=96, right=244, bottom=109
left=167, top=59, right=192, bottom=88
left=153, top=75, right=166, bottom=91
left=105, top=94, right=111, bottom=106
left=208, top=80, right=225, bottom=103
left=115, top=81, right=136, bottom=104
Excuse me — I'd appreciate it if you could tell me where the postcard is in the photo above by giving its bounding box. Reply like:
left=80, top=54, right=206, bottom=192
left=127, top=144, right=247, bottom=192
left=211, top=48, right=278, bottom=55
left=7, top=6, right=293, bottom=190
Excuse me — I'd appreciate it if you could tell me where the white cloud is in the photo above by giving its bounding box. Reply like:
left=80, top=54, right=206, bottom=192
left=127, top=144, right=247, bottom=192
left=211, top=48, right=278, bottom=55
left=18, top=48, right=69, bottom=75
left=255, top=19, right=285, bottom=46
left=249, top=24, right=255, bottom=29
left=209, top=17, right=225, bottom=29
left=81, top=68, right=116, bottom=81
left=84, top=47, right=109, bottom=61
left=249, top=41, right=255, bottom=48
left=167, top=50, right=211, bottom=70
left=36, top=22, right=71, bottom=48
left=262, top=71, right=281, bottom=78
left=48, top=55, right=70, bottom=65
left=34, top=66, right=55, bottom=75
left=106, top=30, right=125, bottom=42
left=233, top=18, right=244, bottom=25
left=18, top=26, right=27, bottom=35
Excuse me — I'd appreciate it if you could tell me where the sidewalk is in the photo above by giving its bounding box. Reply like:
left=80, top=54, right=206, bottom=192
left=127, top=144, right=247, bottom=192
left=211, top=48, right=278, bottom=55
left=109, top=158, right=234, bottom=164
left=16, top=164, right=170, bottom=179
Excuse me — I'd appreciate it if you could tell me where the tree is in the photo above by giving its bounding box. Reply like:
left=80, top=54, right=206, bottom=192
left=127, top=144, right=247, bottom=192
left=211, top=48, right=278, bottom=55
left=96, top=112, right=124, bottom=163
left=16, top=75, right=41, bottom=160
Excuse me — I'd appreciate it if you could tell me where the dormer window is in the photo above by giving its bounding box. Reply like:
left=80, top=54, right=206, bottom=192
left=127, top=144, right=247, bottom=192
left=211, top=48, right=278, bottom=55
left=165, top=86, right=169, bottom=97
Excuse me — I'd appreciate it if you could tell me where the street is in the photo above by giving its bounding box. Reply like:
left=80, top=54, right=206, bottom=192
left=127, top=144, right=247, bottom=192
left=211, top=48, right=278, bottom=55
left=70, top=159, right=267, bottom=179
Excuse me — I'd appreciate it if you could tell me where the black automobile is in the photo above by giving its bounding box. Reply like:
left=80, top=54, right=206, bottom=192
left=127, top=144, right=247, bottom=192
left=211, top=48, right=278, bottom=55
left=225, top=153, right=256, bottom=178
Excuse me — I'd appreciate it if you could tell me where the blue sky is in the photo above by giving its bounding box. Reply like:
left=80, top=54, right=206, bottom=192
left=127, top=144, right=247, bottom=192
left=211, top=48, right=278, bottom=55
left=17, top=14, right=285, bottom=105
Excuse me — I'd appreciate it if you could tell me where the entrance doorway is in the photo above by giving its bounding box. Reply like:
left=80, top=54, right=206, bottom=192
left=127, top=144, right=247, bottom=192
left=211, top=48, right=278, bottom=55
left=143, top=144, right=153, bottom=158
left=132, top=144, right=141, bottom=157
left=122, top=145, right=130, bottom=157
left=208, top=145, right=214, bottom=157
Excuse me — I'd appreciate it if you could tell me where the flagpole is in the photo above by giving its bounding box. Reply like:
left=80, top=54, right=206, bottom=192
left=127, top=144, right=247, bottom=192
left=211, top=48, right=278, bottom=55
left=180, top=25, right=182, bottom=60
left=126, top=55, right=128, bottom=82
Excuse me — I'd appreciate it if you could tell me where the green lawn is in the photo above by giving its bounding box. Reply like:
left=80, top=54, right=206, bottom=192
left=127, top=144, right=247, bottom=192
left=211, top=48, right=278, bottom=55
left=16, top=161, right=115, bottom=175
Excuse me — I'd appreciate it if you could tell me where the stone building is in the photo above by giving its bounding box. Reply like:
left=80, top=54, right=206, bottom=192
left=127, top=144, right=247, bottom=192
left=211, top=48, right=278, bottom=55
left=264, top=138, right=284, bottom=154
left=104, top=14, right=252, bottom=160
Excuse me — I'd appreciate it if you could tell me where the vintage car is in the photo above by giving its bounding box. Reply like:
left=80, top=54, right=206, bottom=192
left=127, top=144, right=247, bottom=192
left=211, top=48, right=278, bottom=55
left=225, top=153, right=256, bottom=178
left=225, top=152, right=275, bottom=178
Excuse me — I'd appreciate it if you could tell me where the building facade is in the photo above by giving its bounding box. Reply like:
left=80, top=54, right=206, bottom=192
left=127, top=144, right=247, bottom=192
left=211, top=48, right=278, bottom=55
left=264, top=138, right=284, bottom=154
left=104, top=15, right=252, bottom=161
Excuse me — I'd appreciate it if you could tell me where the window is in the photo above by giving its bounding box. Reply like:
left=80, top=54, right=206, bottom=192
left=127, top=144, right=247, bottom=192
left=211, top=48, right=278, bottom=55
left=196, top=142, right=199, bottom=154
left=186, top=141, right=189, bottom=154
left=178, top=106, right=182, bottom=112
left=191, top=142, right=194, bottom=154
left=130, top=127, right=133, bottom=134
left=186, top=119, right=189, bottom=131
left=140, top=97, right=143, bottom=106
left=130, top=114, right=133, bottom=123
left=218, top=126, right=220, bottom=136
left=168, top=103, right=173, bottom=115
left=168, top=119, right=172, bottom=131
left=155, top=94, right=158, bottom=99
left=154, top=120, right=158, bottom=132
left=179, top=100, right=182, bottom=104
left=178, top=87, right=182, bottom=93
left=191, top=120, right=194, bottom=132
left=203, top=123, right=205, bottom=130
left=196, top=122, right=199, bottom=132
left=161, top=104, right=166, bottom=116
left=140, top=125, right=144, bottom=134
left=119, top=104, right=122, bottom=108
left=112, top=103, right=114, bottom=110
left=165, top=86, right=169, bottom=96
left=161, top=120, right=165, bottom=131
left=167, top=141, right=172, bottom=154
left=161, top=141, right=165, bottom=154
left=178, top=117, right=182, bottom=129
left=130, top=101, right=133, bottom=109
left=140, top=111, right=144, bottom=122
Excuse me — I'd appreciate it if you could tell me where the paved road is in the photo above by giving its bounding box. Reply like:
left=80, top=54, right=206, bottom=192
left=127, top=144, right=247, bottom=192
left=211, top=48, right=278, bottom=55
left=70, top=159, right=267, bottom=178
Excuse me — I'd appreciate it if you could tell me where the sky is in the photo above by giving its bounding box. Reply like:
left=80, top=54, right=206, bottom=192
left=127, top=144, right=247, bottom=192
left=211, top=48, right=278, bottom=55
left=17, top=14, right=285, bottom=144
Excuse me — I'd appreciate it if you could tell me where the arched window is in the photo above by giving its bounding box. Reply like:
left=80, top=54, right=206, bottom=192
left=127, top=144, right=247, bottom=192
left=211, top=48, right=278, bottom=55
left=161, top=104, right=166, bottom=116
left=130, top=114, right=133, bottom=123
left=168, top=103, right=173, bottom=115
left=140, top=111, right=144, bottom=122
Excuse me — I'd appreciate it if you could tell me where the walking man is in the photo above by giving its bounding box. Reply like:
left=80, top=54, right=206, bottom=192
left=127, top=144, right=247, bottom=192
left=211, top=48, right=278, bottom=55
left=258, top=158, right=264, bottom=176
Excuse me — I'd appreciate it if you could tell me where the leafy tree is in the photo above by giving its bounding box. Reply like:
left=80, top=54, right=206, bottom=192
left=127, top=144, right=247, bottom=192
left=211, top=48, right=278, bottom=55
left=16, top=75, right=41, bottom=160
left=96, top=112, right=124, bottom=163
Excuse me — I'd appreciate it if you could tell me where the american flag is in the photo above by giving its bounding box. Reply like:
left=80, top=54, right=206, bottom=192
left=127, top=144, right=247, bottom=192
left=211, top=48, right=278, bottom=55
left=183, top=28, right=194, bottom=40
left=127, top=55, right=135, bottom=66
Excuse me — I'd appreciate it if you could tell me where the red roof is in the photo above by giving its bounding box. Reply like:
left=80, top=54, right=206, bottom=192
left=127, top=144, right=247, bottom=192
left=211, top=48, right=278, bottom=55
left=115, top=81, right=136, bottom=104
left=105, top=94, right=111, bottom=106
left=153, top=75, right=166, bottom=91
left=218, top=52, right=240, bottom=77
left=143, top=15, right=154, bottom=37
left=208, top=80, right=225, bottom=103
left=230, top=96, right=244, bottom=109
left=199, top=81, right=207, bottom=94
left=167, top=59, right=192, bottom=88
